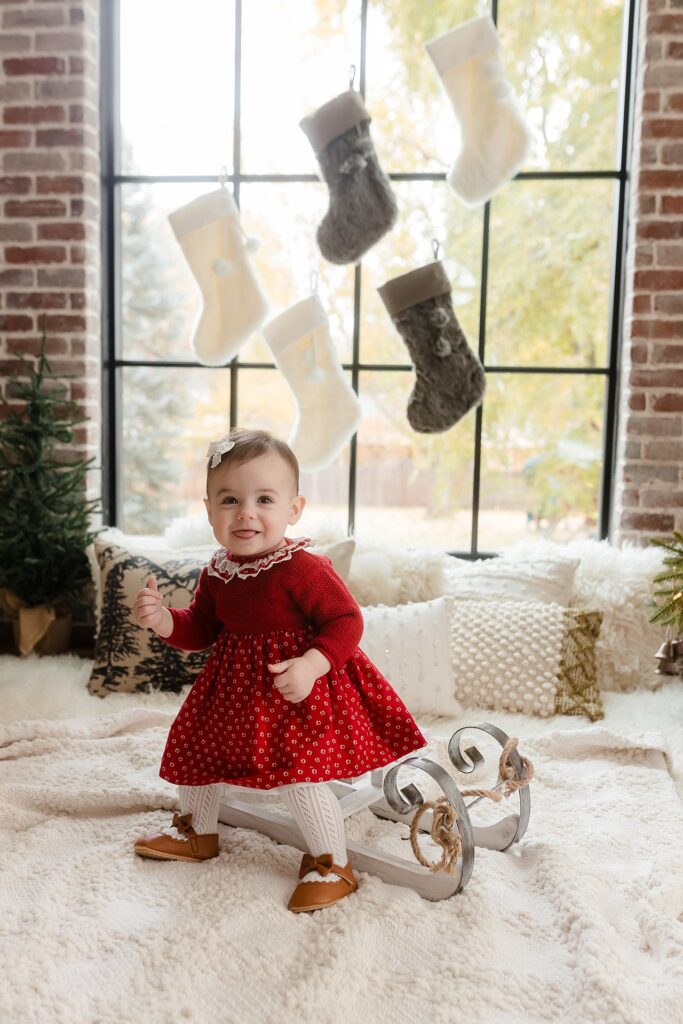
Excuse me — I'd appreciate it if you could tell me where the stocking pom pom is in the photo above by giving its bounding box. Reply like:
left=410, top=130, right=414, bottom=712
left=434, top=336, right=452, bottom=358
left=245, top=236, right=261, bottom=254
left=307, top=366, right=325, bottom=383
left=213, top=256, right=235, bottom=277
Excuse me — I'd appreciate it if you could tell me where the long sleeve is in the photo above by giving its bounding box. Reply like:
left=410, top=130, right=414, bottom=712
left=160, top=566, right=224, bottom=651
left=291, top=554, right=364, bottom=671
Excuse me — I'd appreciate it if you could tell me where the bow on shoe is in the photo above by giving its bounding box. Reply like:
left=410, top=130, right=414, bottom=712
left=300, top=852, right=335, bottom=878
left=172, top=812, right=195, bottom=837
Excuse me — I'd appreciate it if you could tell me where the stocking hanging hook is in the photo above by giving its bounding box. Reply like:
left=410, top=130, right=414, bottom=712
left=310, top=270, right=319, bottom=294
left=349, top=64, right=356, bottom=90
left=432, top=238, right=441, bottom=261
left=218, top=165, right=230, bottom=189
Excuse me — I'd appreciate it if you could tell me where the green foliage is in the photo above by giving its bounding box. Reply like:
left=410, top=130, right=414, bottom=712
left=648, top=531, right=683, bottom=634
left=0, top=318, right=101, bottom=607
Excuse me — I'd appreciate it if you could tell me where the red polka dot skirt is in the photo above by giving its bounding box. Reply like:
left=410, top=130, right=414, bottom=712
left=159, top=626, right=428, bottom=790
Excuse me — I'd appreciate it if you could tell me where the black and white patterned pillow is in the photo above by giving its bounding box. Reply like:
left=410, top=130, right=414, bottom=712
left=88, top=539, right=211, bottom=696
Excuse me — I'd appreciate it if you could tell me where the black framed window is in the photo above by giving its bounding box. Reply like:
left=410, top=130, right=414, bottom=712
left=101, top=0, right=638, bottom=556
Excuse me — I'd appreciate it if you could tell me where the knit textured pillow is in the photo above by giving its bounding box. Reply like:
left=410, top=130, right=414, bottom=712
left=448, top=597, right=604, bottom=721
left=87, top=536, right=356, bottom=697
left=359, top=597, right=461, bottom=718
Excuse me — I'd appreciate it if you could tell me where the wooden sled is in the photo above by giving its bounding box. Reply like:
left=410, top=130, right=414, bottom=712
left=218, top=723, right=531, bottom=902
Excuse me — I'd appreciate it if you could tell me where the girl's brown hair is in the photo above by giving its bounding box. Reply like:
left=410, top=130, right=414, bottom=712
left=206, top=428, right=300, bottom=494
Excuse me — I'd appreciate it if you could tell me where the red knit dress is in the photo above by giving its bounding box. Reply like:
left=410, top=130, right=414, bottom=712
left=158, top=536, right=427, bottom=790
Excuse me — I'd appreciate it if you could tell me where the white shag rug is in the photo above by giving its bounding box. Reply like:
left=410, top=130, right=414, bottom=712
left=1, top=655, right=683, bottom=1024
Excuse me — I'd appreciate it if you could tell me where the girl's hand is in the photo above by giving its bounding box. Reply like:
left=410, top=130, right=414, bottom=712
left=133, top=576, right=168, bottom=634
left=267, top=656, right=318, bottom=704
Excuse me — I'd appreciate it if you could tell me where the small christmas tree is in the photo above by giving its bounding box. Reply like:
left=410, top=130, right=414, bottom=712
left=0, top=315, right=101, bottom=612
left=648, top=530, right=683, bottom=675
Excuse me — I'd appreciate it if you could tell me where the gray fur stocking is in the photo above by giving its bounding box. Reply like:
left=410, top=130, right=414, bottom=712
left=301, top=90, right=397, bottom=265
left=378, top=261, right=486, bottom=433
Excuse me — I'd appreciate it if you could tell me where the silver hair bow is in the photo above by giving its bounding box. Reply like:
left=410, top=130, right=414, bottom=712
left=206, top=434, right=235, bottom=469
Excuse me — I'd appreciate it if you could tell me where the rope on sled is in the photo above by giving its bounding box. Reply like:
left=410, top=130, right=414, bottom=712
left=408, top=737, right=534, bottom=875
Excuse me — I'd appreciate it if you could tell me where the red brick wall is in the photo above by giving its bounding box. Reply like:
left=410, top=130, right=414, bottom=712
left=614, top=0, right=683, bottom=545
left=0, top=0, right=100, bottom=498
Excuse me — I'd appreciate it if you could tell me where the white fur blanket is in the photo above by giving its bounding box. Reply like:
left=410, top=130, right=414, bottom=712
left=2, top=668, right=683, bottom=1024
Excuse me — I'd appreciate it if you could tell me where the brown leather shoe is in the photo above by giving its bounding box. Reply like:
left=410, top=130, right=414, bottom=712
left=133, top=812, right=219, bottom=863
left=287, top=852, right=359, bottom=913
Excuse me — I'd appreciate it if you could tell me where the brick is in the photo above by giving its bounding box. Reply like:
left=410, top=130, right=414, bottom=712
left=632, top=294, right=652, bottom=314
left=642, top=119, right=683, bottom=140
left=37, top=221, right=85, bottom=240
left=0, top=314, right=33, bottom=331
left=630, top=367, right=683, bottom=387
left=43, top=314, right=86, bottom=332
left=68, top=103, right=83, bottom=123
left=0, top=223, right=32, bottom=241
left=645, top=39, right=663, bottom=62
left=4, top=152, right=65, bottom=171
left=642, top=91, right=661, bottom=113
left=635, top=245, right=654, bottom=266
left=5, top=198, right=67, bottom=217
left=631, top=343, right=649, bottom=363
left=0, top=129, right=32, bottom=147
left=35, top=32, right=83, bottom=53
left=69, top=292, right=85, bottom=310
left=652, top=392, right=683, bottom=412
left=631, top=319, right=683, bottom=338
left=662, top=197, right=683, bottom=215
left=0, top=80, right=31, bottom=101
left=639, top=194, right=656, bottom=216
left=637, top=221, right=683, bottom=240
left=35, top=127, right=84, bottom=147
left=69, top=8, right=85, bottom=25
left=6, top=245, right=66, bottom=264
left=634, top=270, right=683, bottom=291
left=70, top=244, right=85, bottom=263
left=36, top=174, right=83, bottom=193
left=639, top=170, right=683, bottom=189
left=662, top=143, right=683, bottom=164
left=620, top=511, right=675, bottom=531
left=629, top=392, right=646, bottom=411
left=657, top=244, right=683, bottom=266
left=6, top=291, right=67, bottom=309
left=0, top=33, right=31, bottom=53
left=35, top=79, right=84, bottom=100
left=627, top=414, right=682, bottom=436
left=643, top=439, right=683, bottom=460
left=3, top=57, right=66, bottom=75
left=654, top=294, right=683, bottom=314
left=642, top=490, right=683, bottom=508
left=668, top=41, right=683, bottom=60
left=652, top=342, right=683, bottom=361
left=666, top=94, right=683, bottom=113
left=37, top=267, right=84, bottom=287
left=624, top=440, right=641, bottom=459
left=0, top=175, right=31, bottom=194
left=644, top=65, right=683, bottom=89
left=0, top=269, right=33, bottom=287
left=647, top=13, right=683, bottom=32
left=3, top=7, right=65, bottom=28
left=640, top=143, right=658, bottom=165
left=622, top=464, right=679, bottom=483
left=4, top=104, right=66, bottom=124
left=5, top=336, right=68, bottom=358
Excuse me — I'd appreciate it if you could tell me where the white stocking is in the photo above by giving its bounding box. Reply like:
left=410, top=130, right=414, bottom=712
left=425, top=15, right=531, bottom=206
left=174, top=784, right=221, bottom=837
left=262, top=293, right=361, bottom=472
left=168, top=187, right=269, bottom=365
left=285, top=783, right=349, bottom=884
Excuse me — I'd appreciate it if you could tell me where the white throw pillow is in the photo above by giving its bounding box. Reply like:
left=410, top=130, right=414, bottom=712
left=443, top=553, right=580, bottom=605
left=448, top=598, right=604, bottom=721
left=360, top=597, right=461, bottom=718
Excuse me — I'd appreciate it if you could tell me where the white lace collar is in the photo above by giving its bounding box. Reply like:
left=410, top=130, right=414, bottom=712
left=207, top=537, right=315, bottom=582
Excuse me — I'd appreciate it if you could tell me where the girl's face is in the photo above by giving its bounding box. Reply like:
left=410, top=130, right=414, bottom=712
left=203, top=451, right=305, bottom=558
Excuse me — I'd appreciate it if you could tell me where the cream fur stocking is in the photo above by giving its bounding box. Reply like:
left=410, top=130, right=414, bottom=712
left=425, top=15, right=531, bottom=206
left=168, top=187, right=269, bottom=365
left=285, top=783, right=349, bottom=884
left=175, top=784, right=221, bottom=837
left=262, top=293, right=361, bottom=472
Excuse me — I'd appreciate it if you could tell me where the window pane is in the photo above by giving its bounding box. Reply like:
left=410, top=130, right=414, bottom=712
left=477, top=372, right=604, bottom=551
left=361, top=180, right=482, bottom=364
left=355, top=371, right=474, bottom=549
left=501, top=0, right=625, bottom=171
left=121, top=183, right=266, bottom=364
left=241, top=0, right=361, bottom=174
left=236, top=368, right=350, bottom=539
left=486, top=179, right=614, bottom=369
left=239, top=183, right=354, bottom=364
left=119, top=0, right=235, bottom=177
left=121, top=366, right=231, bottom=534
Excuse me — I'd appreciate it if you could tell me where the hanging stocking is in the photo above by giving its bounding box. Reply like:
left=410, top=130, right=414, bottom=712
left=168, top=185, right=269, bottom=366
left=262, top=292, right=361, bottom=471
left=378, top=257, right=486, bottom=433
left=300, top=89, right=398, bottom=265
left=425, top=15, right=531, bottom=206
